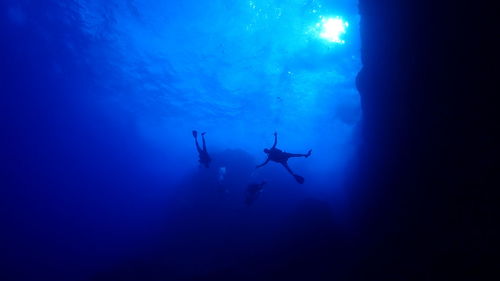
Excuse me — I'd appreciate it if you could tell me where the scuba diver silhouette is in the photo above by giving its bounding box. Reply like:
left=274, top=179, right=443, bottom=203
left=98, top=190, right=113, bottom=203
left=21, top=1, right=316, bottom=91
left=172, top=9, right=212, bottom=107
left=192, top=130, right=211, bottom=168
left=256, top=132, right=311, bottom=184
left=245, top=181, right=267, bottom=206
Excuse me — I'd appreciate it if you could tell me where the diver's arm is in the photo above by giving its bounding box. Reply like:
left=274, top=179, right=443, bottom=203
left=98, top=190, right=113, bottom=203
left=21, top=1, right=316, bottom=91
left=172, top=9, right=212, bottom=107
left=271, top=132, right=277, bottom=149
left=256, top=158, right=270, bottom=168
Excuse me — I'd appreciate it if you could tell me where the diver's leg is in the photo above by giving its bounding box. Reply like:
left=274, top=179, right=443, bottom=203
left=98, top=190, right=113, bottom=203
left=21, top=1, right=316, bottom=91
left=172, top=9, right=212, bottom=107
left=285, top=153, right=307, bottom=158
left=281, top=161, right=305, bottom=184
left=194, top=136, right=202, bottom=153
left=280, top=161, right=295, bottom=176
left=285, top=149, right=312, bottom=158
left=201, top=132, right=207, bottom=152
left=289, top=153, right=307, bottom=157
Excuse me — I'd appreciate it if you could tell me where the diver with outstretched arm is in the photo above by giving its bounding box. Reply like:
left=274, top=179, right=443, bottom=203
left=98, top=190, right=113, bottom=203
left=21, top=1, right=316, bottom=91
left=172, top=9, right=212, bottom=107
left=255, top=132, right=277, bottom=168
left=256, top=132, right=311, bottom=184
left=192, top=130, right=211, bottom=168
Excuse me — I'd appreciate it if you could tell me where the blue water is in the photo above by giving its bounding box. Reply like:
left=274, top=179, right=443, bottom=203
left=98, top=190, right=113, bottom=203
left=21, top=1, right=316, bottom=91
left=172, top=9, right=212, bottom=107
left=2, top=1, right=361, bottom=280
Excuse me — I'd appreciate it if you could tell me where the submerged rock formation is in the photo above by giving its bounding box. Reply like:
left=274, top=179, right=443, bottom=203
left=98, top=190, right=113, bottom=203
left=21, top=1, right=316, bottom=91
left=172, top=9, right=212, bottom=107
left=352, top=0, right=497, bottom=280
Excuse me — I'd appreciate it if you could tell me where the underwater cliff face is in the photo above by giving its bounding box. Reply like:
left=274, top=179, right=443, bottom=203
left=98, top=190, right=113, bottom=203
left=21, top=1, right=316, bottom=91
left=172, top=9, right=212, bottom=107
left=352, top=0, right=497, bottom=280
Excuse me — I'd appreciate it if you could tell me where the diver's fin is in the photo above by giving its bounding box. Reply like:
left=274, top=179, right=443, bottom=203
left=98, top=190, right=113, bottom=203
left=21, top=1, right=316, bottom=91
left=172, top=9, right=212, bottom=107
left=294, top=174, right=305, bottom=184
left=192, top=130, right=198, bottom=137
left=306, top=149, right=312, bottom=158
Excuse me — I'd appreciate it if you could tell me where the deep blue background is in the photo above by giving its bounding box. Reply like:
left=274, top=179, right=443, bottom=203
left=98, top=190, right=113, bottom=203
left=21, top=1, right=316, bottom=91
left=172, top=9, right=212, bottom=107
left=1, top=1, right=361, bottom=280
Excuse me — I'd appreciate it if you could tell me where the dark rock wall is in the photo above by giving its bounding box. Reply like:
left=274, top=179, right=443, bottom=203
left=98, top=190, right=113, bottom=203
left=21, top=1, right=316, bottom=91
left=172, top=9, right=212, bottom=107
left=353, top=0, right=497, bottom=279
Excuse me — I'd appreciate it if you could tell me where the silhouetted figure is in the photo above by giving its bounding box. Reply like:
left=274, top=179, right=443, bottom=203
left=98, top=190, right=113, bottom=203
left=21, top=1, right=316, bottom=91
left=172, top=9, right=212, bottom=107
left=245, top=181, right=267, bottom=206
left=256, top=132, right=311, bottom=184
left=192, top=130, right=211, bottom=168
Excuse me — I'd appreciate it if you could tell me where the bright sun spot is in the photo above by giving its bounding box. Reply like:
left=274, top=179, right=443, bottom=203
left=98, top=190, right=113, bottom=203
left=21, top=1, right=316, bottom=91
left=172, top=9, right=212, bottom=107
left=318, top=17, right=348, bottom=44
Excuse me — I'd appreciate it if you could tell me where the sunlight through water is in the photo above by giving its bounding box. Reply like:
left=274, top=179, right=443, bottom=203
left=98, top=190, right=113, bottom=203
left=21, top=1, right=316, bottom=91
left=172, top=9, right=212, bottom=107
left=318, top=17, right=348, bottom=43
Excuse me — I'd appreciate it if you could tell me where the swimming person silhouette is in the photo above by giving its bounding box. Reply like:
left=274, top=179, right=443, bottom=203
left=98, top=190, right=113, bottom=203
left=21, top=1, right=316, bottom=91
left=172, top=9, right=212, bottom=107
left=192, top=130, right=211, bottom=168
left=245, top=181, right=267, bottom=206
left=256, top=132, right=311, bottom=184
